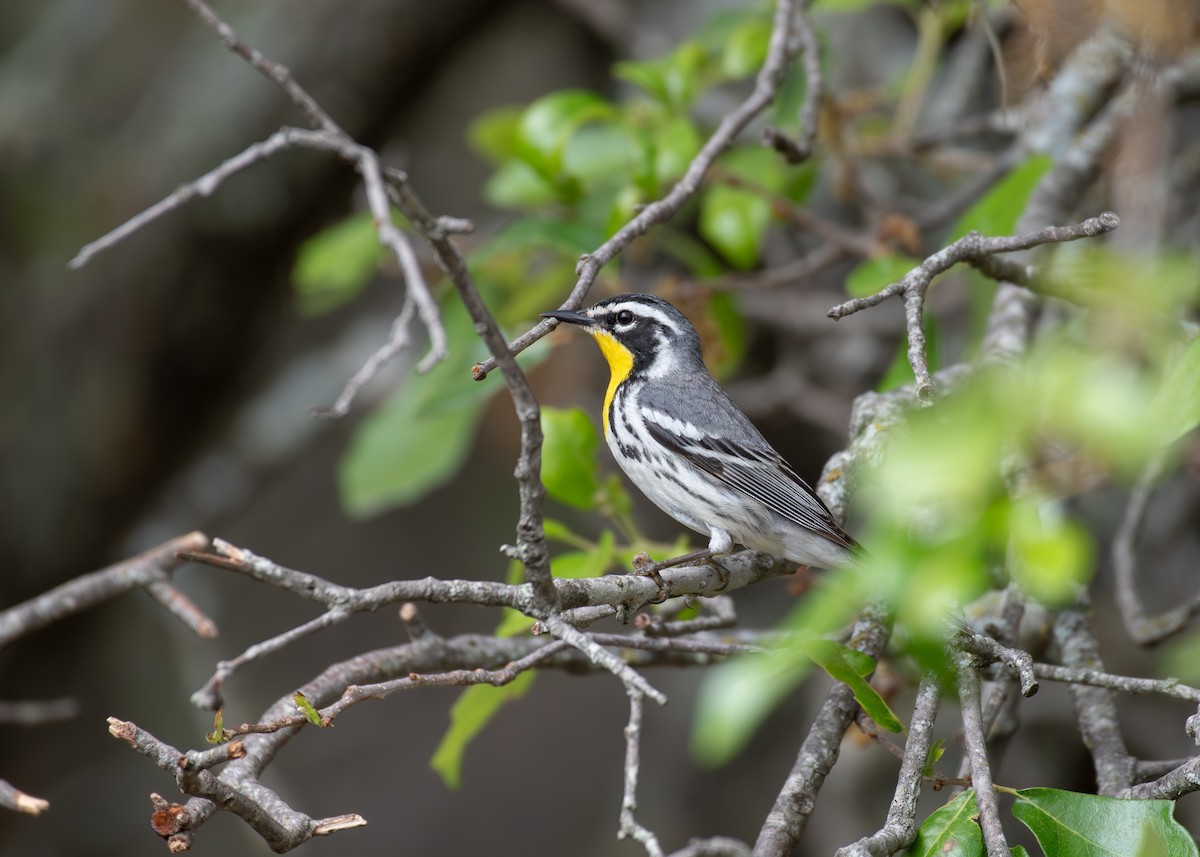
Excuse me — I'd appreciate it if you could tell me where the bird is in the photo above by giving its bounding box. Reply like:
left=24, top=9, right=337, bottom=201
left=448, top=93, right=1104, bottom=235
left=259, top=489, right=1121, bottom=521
left=541, top=293, right=860, bottom=580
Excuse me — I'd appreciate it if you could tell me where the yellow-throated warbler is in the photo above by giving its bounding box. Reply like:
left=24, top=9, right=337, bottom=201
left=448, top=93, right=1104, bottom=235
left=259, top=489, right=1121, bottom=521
left=542, top=293, right=859, bottom=571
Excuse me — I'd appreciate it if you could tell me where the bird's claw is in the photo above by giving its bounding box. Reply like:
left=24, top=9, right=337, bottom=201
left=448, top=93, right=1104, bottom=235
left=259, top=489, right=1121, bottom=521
left=630, top=551, right=669, bottom=602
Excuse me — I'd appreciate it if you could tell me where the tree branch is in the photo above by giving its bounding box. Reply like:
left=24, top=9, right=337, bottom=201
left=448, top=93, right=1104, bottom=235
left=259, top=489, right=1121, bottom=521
left=826, top=212, right=1120, bottom=401
left=0, top=531, right=213, bottom=649
left=835, top=676, right=943, bottom=856
left=956, top=654, right=1009, bottom=856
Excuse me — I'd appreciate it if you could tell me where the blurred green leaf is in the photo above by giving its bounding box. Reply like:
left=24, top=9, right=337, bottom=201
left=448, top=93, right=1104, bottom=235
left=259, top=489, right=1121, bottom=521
left=615, top=42, right=708, bottom=109
left=606, top=185, right=644, bottom=238
left=474, top=218, right=603, bottom=264
left=1151, top=336, right=1200, bottom=444
left=562, top=122, right=637, bottom=186
left=484, top=160, right=565, bottom=209
left=516, top=90, right=616, bottom=178
left=652, top=115, right=702, bottom=186
left=339, top=300, right=546, bottom=516
left=903, top=790, right=981, bottom=856
left=692, top=645, right=812, bottom=767
left=1008, top=500, right=1093, bottom=606
left=723, top=144, right=789, bottom=192
left=694, top=6, right=768, bottom=52
left=799, top=639, right=904, bottom=732
left=292, top=213, right=384, bottom=316
left=844, top=254, right=921, bottom=298
left=771, top=65, right=809, bottom=133
left=722, top=18, right=771, bottom=78
left=704, top=292, right=748, bottom=379
left=951, top=155, right=1053, bottom=240
left=657, top=229, right=726, bottom=277
left=552, top=530, right=616, bottom=579
left=541, top=406, right=601, bottom=509
left=430, top=672, right=536, bottom=789
left=597, top=472, right=635, bottom=523
left=1011, top=788, right=1198, bottom=857
left=1159, top=631, right=1200, bottom=684
left=467, top=106, right=523, bottom=165
left=700, top=184, right=772, bottom=269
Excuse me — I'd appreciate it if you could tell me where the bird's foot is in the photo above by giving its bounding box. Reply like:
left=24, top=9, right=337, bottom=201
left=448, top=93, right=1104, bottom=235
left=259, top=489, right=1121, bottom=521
left=630, top=548, right=725, bottom=598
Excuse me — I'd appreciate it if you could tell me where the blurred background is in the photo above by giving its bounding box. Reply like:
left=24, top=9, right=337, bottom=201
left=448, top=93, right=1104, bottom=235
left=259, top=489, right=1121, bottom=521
left=1, top=0, right=1198, bottom=854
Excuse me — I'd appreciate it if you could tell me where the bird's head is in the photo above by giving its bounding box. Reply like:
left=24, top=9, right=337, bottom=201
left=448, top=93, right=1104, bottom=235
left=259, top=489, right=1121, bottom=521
left=541, top=293, right=703, bottom=381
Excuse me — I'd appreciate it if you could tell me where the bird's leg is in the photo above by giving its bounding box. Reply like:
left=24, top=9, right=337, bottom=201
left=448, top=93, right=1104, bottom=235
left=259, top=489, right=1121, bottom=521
left=630, top=528, right=734, bottom=595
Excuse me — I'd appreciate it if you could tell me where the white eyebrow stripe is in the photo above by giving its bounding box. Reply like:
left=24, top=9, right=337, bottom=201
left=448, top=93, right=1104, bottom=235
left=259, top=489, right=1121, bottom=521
left=598, top=302, right=683, bottom=335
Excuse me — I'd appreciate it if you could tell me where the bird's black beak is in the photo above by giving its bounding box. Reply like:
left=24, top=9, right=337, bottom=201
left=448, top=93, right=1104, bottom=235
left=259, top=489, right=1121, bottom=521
left=541, top=309, right=594, bottom=326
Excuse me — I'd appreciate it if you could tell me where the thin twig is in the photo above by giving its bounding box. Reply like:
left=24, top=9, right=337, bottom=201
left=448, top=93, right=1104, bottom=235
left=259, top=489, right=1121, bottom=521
left=0, top=531, right=213, bottom=649
left=956, top=654, right=1009, bottom=856
left=827, top=211, right=1120, bottom=401
left=545, top=617, right=667, bottom=705
left=835, top=676, right=943, bottom=856
left=1112, top=452, right=1200, bottom=644
left=0, top=780, right=50, bottom=816
left=762, top=0, right=822, bottom=163
left=382, top=169, right=557, bottom=611
left=1050, top=607, right=1134, bottom=795
left=954, top=631, right=1039, bottom=697
left=618, top=691, right=665, bottom=857
left=71, top=0, right=449, bottom=383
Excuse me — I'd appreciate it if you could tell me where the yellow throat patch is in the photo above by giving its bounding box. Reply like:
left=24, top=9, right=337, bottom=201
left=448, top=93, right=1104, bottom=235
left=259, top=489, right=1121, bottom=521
left=590, top=330, right=634, bottom=437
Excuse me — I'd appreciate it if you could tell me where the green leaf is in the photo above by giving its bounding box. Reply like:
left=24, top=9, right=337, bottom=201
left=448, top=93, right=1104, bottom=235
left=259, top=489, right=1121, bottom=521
left=483, top=160, right=564, bottom=209
left=614, top=42, right=708, bottom=109
left=430, top=672, right=537, bottom=789
left=799, top=639, right=905, bottom=732
left=818, top=0, right=919, bottom=11
left=516, top=90, right=616, bottom=178
left=293, top=692, right=325, bottom=727
left=292, top=213, right=384, bottom=315
left=844, top=254, right=921, bottom=298
left=704, top=292, right=748, bottom=379
left=561, top=122, right=637, bottom=188
left=474, top=217, right=603, bottom=265
left=692, top=647, right=813, bottom=767
left=903, top=790, right=981, bottom=857
left=467, top=106, right=523, bottom=164
left=1152, top=336, right=1200, bottom=443
left=1011, top=787, right=1199, bottom=857
left=699, top=184, right=772, bottom=270
left=923, top=738, right=946, bottom=778
left=205, top=708, right=232, bottom=744
left=652, top=115, right=702, bottom=186
left=1008, top=500, right=1093, bottom=606
left=339, top=301, right=546, bottom=516
left=552, top=530, right=616, bottom=579
left=951, top=155, right=1053, bottom=240
left=771, top=65, right=809, bottom=133
left=722, top=18, right=771, bottom=78
left=541, top=406, right=602, bottom=509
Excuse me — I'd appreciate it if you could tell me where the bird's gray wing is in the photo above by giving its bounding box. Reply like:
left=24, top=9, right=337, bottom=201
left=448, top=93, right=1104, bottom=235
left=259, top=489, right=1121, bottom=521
left=639, top=396, right=859, bottom=553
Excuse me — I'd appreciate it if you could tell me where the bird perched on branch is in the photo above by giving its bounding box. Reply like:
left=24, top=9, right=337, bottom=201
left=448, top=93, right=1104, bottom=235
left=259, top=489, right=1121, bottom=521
left=542, top=293, right=860, bottom=580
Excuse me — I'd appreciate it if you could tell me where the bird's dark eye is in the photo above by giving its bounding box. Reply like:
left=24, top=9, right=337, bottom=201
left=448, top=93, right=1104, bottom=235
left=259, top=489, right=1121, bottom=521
left=615, top=310, right=634, bottom=326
